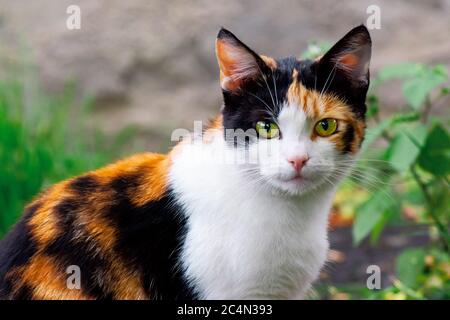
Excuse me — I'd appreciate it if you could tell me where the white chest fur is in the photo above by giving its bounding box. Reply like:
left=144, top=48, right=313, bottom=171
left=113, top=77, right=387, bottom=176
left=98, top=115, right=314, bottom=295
left=169, top=140, right=334, bottom=299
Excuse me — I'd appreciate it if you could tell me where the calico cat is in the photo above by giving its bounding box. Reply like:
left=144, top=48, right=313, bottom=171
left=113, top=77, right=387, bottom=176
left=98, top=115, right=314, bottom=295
left=0, top=25, right=371, bottom=300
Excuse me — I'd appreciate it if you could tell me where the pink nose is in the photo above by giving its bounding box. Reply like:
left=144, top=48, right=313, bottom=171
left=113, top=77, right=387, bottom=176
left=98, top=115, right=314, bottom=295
left=287, top=156, right=309, bottom=173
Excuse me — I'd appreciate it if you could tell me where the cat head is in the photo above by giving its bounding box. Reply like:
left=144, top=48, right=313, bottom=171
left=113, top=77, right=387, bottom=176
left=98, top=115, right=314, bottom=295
left=215, top=26, right=371, bottom=195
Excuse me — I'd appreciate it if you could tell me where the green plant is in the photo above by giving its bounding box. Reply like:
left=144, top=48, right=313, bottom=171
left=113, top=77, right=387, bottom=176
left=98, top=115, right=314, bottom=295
left=350, top=63, right=450, bottom=299
left=353, top=63, right=450, bottom=247
left=0, top=69, right=129, bottom=237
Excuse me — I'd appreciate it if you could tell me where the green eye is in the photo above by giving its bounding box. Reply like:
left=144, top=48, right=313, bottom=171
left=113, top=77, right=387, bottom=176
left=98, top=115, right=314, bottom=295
left=315, top=118, right=338, bottom=137
left=256, top=121, right=280, bottom=139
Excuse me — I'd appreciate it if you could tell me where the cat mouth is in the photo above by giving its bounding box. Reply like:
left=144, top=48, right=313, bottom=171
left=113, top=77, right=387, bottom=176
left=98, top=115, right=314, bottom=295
left=286, top=175, right=302, bottom=182
left=277, top=174, right=306, bottom=183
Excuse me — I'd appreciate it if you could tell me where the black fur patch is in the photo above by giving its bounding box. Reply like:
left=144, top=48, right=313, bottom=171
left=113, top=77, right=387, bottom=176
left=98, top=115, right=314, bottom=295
left=0, top=203, right=40, bottom=299
left=107, top=174, right=194, bottom=300
left=69, top=175, right=99, bottom=194
left=44, top=197, right=113, bottom=299
left=221, top=58, right=298, bottom=145
left=342, top=125, right=355, bottom=154
left=0, top=172, right=194, bottom=300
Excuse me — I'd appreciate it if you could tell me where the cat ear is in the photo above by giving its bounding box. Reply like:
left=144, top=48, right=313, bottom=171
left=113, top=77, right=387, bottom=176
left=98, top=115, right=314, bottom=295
left=317, top=25, right=372, bottom=87
left=215, top=28, right=266, bottom=91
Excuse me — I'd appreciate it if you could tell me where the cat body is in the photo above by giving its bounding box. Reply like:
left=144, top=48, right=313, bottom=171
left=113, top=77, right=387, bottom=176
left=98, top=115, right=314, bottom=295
left=0, top=25, right=371, bottom=300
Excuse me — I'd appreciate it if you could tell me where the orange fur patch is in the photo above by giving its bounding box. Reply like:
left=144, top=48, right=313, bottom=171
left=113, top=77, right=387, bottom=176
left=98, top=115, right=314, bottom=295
left=93, top=153, right=170, bottom=207
left=287, top=70, right=365, bottom=153
left=28, top=183, right=71, bottom=246
left=208, top=115, right=224, bottom=131
left=202, top=115, right=224, bottom=144
left=12, top=150, right=173, bottom=300
left=80, top=213, right=117, bottom=250
left=216, top=38, right=243, bottom=91
left=339, top=53, right=359, bottom=68
left=105, top=260, right=148, bottom=300
left=260, top=55, right=277, bottom=69
left=11, top=255, right=92, bottom=300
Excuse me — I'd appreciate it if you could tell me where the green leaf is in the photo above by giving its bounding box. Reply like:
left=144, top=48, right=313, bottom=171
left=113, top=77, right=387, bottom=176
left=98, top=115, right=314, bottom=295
left=404, top=123, right=428, bottom=149
left=385, top=131, right=421, bottom=172
left=353, top=189, right=394, bottom=244
left=366, top=95, right=379, bottom=119
left=360, top=118, right=391, bottom=154
left=376, top=63, right=448, bottom=109
left=390, top=112, right=420, bottom=124
left=396, top=248, right=426, bottom=288
left=360, top=112, right=421, bottom=155
left=369, top=210, right=391, bottom=245
left=418, top=124, right=450, bottom=176
left=430, top=180, right=450, bottom=220
left=402, top=69, right=447, bottom=109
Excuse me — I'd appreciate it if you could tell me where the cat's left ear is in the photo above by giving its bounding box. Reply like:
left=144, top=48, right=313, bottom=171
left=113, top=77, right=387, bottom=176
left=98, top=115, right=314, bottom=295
left=215, top=28, right=268, bottom=91
left=316, top=25, right=372, bottom=88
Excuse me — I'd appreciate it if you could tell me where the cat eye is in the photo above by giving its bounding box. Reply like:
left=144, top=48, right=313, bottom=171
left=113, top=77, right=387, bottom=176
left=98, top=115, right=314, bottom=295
left=314, top=118, right=338, bottom=137
left=255, top=121, right=280, bottom=139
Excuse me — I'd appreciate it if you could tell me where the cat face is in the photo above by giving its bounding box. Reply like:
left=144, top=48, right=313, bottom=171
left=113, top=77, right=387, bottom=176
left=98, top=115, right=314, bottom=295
left=215, top=26, right=371, bottom=195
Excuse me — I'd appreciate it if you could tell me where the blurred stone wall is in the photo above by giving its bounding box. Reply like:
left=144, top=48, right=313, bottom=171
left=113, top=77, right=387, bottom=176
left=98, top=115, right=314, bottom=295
left=0, top=0, right=449, bottom=146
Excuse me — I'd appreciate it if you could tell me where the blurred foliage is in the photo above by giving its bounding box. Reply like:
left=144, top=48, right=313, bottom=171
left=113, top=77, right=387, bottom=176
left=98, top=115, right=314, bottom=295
left=0, top=69, right=131, bottom=237
left=321, top=248, right=450, bottom=300
left=307, top=44, right=450, bottom=299
left=352, top=62, right=450, bottom=300
left=355, top=63, right=450, bottom=248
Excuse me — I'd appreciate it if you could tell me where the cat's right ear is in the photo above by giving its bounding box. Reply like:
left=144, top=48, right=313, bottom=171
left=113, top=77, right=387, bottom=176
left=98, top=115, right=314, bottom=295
left=215, top=28, right=266, bottom=91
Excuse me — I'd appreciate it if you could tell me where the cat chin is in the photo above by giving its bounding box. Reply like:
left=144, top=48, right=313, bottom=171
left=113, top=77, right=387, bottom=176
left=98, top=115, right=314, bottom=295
left=266, top=176, right=325, bottom=197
